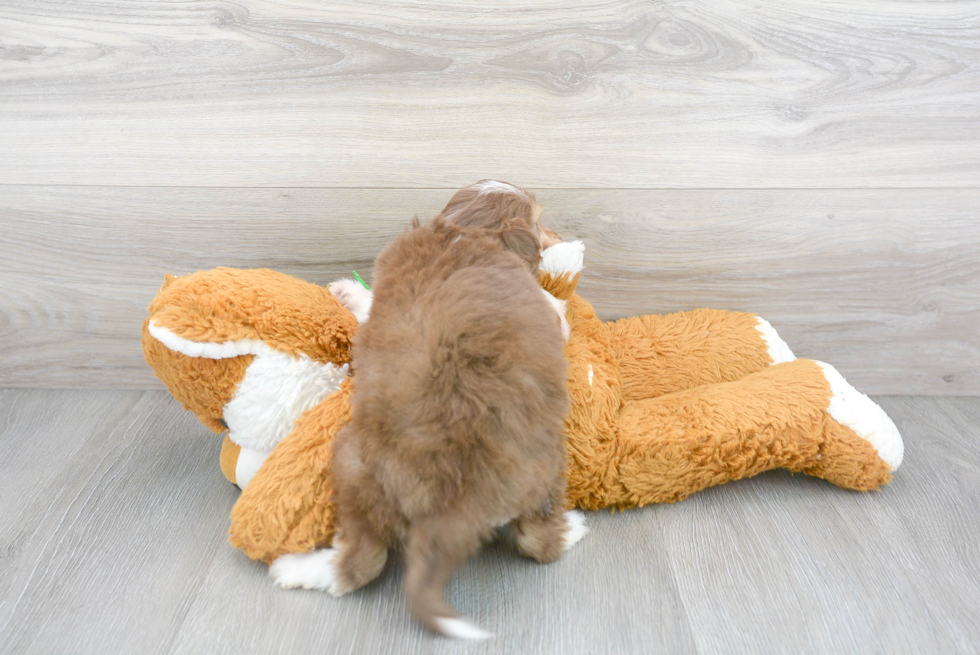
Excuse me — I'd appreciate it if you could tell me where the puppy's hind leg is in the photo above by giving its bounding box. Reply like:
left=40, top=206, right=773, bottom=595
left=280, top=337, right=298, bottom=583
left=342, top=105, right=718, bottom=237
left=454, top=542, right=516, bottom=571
left=405, top=515, right=492, bottom=640
left=333, top=506, right=389, bottom=594
left=271, top=440, right=388, bottom=595
left=514, top=483, right=589, bottom=564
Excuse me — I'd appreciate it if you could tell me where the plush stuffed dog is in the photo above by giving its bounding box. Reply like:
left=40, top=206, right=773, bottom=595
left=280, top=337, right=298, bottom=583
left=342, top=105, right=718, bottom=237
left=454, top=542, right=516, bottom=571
left=143, top=240, right=902, bottom=565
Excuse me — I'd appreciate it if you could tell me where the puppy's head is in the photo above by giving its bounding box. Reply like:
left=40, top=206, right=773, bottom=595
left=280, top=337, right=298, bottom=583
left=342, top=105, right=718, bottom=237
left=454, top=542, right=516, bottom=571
left=436, top=180, right=561, bottom=273
left=438, top=180, right=542, bottom=230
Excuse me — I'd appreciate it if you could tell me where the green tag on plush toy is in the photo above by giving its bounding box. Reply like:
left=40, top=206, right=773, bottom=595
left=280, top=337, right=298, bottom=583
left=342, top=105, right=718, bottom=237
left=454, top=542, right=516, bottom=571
left=353, top=271, right=370, bottom=290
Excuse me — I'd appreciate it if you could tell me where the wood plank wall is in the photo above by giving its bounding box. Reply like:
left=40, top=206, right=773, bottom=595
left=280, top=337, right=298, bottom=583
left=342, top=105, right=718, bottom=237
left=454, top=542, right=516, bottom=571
left=1, top=0, right=978, bottom=393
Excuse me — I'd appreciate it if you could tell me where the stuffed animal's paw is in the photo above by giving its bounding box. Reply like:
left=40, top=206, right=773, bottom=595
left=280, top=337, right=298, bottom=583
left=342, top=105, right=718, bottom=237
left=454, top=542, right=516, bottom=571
left=755, top=317, right=796, bottom=365
left=818, top=362, right=904, bottom=471
left=269, top=549, right=349, bottom=596
left=329, top=279, right=373, bottom=324
left=562, top=510, right=589, bottom=551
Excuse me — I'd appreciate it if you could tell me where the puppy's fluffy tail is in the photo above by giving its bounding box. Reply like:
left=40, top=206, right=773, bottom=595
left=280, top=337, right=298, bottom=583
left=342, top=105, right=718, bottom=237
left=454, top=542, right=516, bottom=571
left=405, top=517, right=492, bottom=640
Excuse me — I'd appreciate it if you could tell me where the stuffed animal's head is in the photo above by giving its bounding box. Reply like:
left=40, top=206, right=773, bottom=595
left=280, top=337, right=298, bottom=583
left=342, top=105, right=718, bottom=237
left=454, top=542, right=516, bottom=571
left=142, top=268, right=359, bottom=485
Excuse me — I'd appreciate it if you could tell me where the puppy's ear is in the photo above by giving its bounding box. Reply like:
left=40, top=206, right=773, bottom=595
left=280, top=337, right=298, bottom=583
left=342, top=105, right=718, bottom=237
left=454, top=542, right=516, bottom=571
left=498, top=223, right=541, bottom=275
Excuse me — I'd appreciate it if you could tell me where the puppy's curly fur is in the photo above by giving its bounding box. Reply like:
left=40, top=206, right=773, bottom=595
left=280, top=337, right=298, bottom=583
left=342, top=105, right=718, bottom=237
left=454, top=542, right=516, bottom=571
left=328, top=202, right=575, bottom=637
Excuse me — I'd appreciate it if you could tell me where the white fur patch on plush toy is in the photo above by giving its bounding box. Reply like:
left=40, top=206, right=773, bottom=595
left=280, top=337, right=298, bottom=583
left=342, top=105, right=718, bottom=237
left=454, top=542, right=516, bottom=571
left=540, top=241, right=585, bottom=276
left=541, top=289, right=571, bottom=341
left=755, top=317, right=797, bottom=365
left=148, top=321, right=264, bottom=359
left=270, top=549, right=346, bottom=595
left=224, top=349, right=349, bottom=452
left=148, top=322, right=349, bottom=453
left=817, top=361, right=904, bottom=471
left=328, top=278, right=373, bottom=324
left=235, top=447, right=269, bottom=489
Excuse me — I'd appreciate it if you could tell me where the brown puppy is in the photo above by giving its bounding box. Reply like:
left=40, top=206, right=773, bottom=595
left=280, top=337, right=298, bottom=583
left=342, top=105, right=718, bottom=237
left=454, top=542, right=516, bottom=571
left=339, top=213, right=581, bottom=638
left=273, top=191, right=587, bottom=639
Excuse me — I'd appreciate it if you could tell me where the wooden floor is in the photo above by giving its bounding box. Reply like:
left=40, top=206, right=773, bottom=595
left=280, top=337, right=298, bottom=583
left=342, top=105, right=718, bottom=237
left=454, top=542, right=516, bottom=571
left=0, top=389, right=977, bottom=654
left=1, top=0, right=978, bottom=394
left=2, top=2, right=978, bottom=652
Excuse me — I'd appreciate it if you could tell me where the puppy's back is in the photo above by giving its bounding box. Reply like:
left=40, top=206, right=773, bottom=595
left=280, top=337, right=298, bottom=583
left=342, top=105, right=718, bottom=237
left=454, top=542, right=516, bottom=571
left=353, top=223, right=568, bottom=518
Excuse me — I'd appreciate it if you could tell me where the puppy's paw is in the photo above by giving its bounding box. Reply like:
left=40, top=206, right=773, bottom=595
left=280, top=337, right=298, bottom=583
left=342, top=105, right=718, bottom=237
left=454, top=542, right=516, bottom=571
left=562, top=510, right=589, bottom=551
left=269, top=549, right=350, bottom=596
left=328, top=279, right=373, bottom=324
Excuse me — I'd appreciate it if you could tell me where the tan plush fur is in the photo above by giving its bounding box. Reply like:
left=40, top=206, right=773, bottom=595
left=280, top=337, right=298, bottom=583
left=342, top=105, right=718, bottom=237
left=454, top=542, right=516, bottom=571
left=330, top=216, right=570, bottom=634
left=229, top=380, right=352, bottom=560
left=145, top=267, right=357, bottom=366
left=142, top=268, right=356, bottom=434
left=142, top=327, right=252, bottom=434
left=141, top=188, right=901, bottom=570
left=219, top=434, right=241, bottom=485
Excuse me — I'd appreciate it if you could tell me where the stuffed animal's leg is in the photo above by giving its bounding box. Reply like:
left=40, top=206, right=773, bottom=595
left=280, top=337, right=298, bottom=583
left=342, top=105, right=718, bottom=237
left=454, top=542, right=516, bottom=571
left=606, top=308, right=796, bottom=401
left=218, top=435, right=272, bottom=490
left=801, top=362, right=903, bottom=488
left=229, top=379, right=353, bottom=563
left=571, top=359, right=902, bottom=509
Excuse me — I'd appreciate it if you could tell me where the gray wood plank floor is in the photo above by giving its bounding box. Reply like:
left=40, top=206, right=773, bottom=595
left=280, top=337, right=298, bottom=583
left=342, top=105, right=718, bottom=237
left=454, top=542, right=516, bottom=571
left=1, top=0, right=977, bottom=187
left=1, top=390, right=977, bottom=654
left=2, top=0, right=978, bottom=395
left=3, top=186, right=978, bottom=394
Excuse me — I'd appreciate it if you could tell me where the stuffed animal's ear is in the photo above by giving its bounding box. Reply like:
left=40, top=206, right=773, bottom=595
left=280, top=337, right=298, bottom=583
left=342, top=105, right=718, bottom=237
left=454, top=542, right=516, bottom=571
left=146, top=270, right=270, bottom=355
left=539, top=224, right=563, bottom=249
left=141, top=314, right=253, bottom=434
left=146, top=267, right=357, bottom=366
left=146, top=306, right=260, bottom=359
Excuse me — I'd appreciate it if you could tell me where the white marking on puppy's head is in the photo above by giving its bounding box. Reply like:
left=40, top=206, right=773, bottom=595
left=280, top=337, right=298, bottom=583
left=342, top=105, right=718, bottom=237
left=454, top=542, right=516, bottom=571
left=472, top=179, right=526, bottom=198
